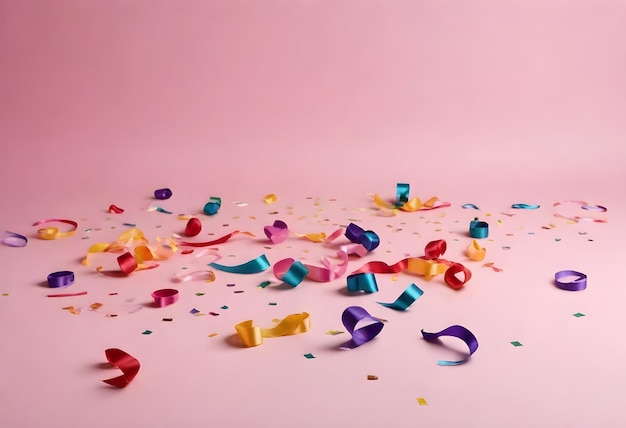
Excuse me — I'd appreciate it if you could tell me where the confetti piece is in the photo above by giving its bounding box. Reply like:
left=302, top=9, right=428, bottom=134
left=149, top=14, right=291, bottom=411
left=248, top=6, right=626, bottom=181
left=122, top=223, right=136, bottom=227
left=573, top=313, right=586, bottom=317
left=209, top=312, right=220, bottom=316
left=234, top=290, right=244, bottom=294
left=89, top=303, right=103, bottom=311
left=105, top=314, right=118, bottom=317
left=195, top=292, right=205, bottom=296
left=226, top=283, right=236, bottom=287
left=462, top=204, right=479, bottom=210
left=264, top=194, right=278, bottom=204
left=416, top=398, right=428, bottom=406
left=555, top=238, right=561, bottom=242
left=325, top=330, right=345, bottom=335
left=190, top=308, right=200, bottom=315
left=220, top=305, right=229, bottom=310
left=108, top=205, right=124, bottom=214
left=303, top=353, right=316, bottom=359
left=47, top=291, right=88, bottom=298
left=142, top=330, right=152, bottom=335
left=268, top=302, right=277, bottom=306
left=367, top=375, right=378, bottom=380
left=62, top=306, right=81, bottom=315
left=258, top=281, right=271, bottom=289
left=2, top=293, right=8, bottom=296
left=502, top=246, right=511, bottom=250
left=510, top=341, right=523, bottom=347
left=162, top=318, right=173, bottom=322
left=208, top=333, right=218, bottom=337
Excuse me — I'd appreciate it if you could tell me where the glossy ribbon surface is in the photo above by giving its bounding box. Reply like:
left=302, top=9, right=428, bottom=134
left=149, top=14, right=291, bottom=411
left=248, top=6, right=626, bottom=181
left=421, top=325, right=479, bottom=366
left=511, top=203, right=540, bottom=209
left=554, top=270, right=587, bottom=291
left=346, top=273, right=379, bottom=293
left=273, top=258, right=309, bottom=287
left=102, top=348, right=140, bottom=388
left=32, top=219, right=78, bottom=240
left=47, top=271, right=75, bottom=288
left=108, top=204, right=124, bottom=214
left=203, top=196, right=222, bottom=215
left=372, top=183, right=451, bottom=215
left=377, top=283, right=423, bottom=310
left=210, top=254, right=270, bottom=274
left=466, top=240, right=486, bottom=261
left=340, top=306, right=384, bottom=349
left=553, top=200, right=608, bottom=223
left=1, top=231, right=27, bottom=247
left=263, top=220, right=344, bottom=244
left=154, top=188, right=172, bottom=200
left=469, top=218, right=489, bottom=239
left=151, top=288, right=179, bottom=306
left=178, top=230, right=255, bottom=247
left=235, top=312, right=310, bottom=347
left=345, top=223, right=379, bottom=252
left=171, top=270, right=216, bottom=283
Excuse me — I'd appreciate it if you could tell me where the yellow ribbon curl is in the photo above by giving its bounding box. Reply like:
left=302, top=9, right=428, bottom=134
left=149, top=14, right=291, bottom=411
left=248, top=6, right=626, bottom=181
left=235, top=312, right=311, bottom=347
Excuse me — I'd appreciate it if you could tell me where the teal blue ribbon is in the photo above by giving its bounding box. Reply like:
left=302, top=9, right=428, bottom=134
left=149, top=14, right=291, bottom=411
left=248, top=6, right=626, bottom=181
left=396, top=183, right=410, bottom=206
left=281, top=260, right=309, bottom=287
left=469, top=217, right=489, bottom=239
left=377, top=283, right=423, bottom=310
left=462, top=203, right=480, bottom=210
left=209, top=254, right=270, bottom=274
left=203, top=196, right=222, bottom=215
left=346, top=273, right=379, bottom=293
left=511, top=203, right=540, bottom=209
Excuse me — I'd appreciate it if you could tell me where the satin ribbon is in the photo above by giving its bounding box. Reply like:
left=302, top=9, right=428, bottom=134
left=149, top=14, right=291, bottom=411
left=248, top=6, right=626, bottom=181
left=178, top=230, right=255, bottom=247
left=47, top=291, right=87, bottom=297
left=466, top=240, right=486, bottom=261
left=32, top=219, right=78, bottom=240
left=377, top=283, right=423, bottom=310
left=263, top=193, right=277, bottom=204
left=554, top=270, right=587, bottom=291
left=462, top=204, right=480, bottom=210
left=372, top=183, right=450, bottom=215
left=347, top=273, right=379, bottom=293
left=421, top=325, right=479, bottom=365
left=102, top=348, right=140, bottom=388
left=154, top=188, right=172, bottom=200
left=273, top=258, right=309, bottom=287
left=151, top=288, right=179, bottom=306
left=108, top=204, right=124, bottom=213
left=553, top=200, right=607, bottom=223
left=1, top=231, right=27, bottom=247
left=184, top=218, right=202, bottom=237
left=469, top=218, right=489, bottom=239
left=263, top=220, right=344, bottom=244
left=345, top=223, right=379, bottom=252
left=210, top=254, right=270, bottom=274
left=340, top=306, right=384, bottom=349
left=47, top=271, right=75, bottom=288
left=171, top=270, right=216, bottom=283
left=511, top=203, right=540, bottom=209
left=235, top=312, right=310, bottom=347
left=203, top=196, right=222, bottom=215
left=352, top=240, right=471, bottom=290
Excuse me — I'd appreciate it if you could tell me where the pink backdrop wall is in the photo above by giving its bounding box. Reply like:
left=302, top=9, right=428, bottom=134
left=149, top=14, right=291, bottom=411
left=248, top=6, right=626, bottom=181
left=1, top=1, right=625, bottom=427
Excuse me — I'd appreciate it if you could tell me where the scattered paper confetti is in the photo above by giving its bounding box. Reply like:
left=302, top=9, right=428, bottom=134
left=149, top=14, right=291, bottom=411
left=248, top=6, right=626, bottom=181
left=62, top=306, right=81, bottom=315
left=264, top=194, right=278, bottom=204
left=303, top=353, right=316, bottom=359
left=573, top=313, right=586, bottom=317
left=234, top=290, right=244, bottom=294
left=226, top=283, right=236, bottom=287
left=416, top=398, right=428, bottom=405
left=258, top=281, right=271, bottom=289
left=268, top=302, right=277, bottom=306
left=2, top=293, right=9, bottom=296
left=208, top=333, right=218, bottom=337
left=220, top=305, right=229, bottom=310
left=89, top=303, right=103, bottom=311
left=325, top=330, right=345, bottom=335
left=209, top=312, right=220, bottom=316
left=162, top=318, right=173, bottom=322
left=142, top=330, right=152, bottom=335
left=195, top=292, right=205, bottom=296
left=367, top=375, right=379, bottom=380
left=510, top=341, right=523, bottom=347
left=189, top=308, right=200, bottom=315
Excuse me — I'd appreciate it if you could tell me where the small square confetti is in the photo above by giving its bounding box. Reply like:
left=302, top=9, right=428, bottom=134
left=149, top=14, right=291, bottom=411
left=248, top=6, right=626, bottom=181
left=325, top=330, right=344, bottom=335
left=258, top=281, right=271, bottom=289
left=303, top=353, right=316, bottom=359
left=234, top=290, right=244, bottom=294
left=195, top=292, right=205, bottom=296
left=367, top=375, right=378, bottom=380
left=268, top=302, right=277, bottom=306
left=573, top=312, right=586, bottom=317
left=220, top=305, right=229, bottom=310
left=142, top=330, right=153, bottom=335
left=208, top=333, right=218, bottom=337
left=189, top=308, right=200, bottom=315
left=209, top=312, right=220, bottom=316
left=162, top=318, right=173, bottom=322
left=510, top=341, right=523, bottom=347
left=416, top=398, right=428, bottom=405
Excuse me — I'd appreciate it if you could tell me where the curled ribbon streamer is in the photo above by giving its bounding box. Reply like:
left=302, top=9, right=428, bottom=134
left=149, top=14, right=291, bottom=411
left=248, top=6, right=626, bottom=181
left=340, top=306, right=384, bottom=349
left=344, top=223, right=379, bottom=252
left=47, top=271, right=75, bottom=288
left=377, top=283, right=423, bottom=310
left=469, top=218, right=489, bottom=239
left=151, top=289, right=179, bottom=306
left=462, top=204, right=480, bottom=210
left=466, top=240, right=486, bottom=261
left=553, top=200, right=607, bottom=223
left=171, top=270, right=216, bottom=283
left=264, top=220, right=343, bottom=244
left=511, top=203, right=540, bottom=209
left=346, top=273, right=379, bottom=293
left=32, top=219, right=78, bottom=240
left=184, top=218, right=202, bottom=237
left=235, top=312, right=310, bottom=347
left=210, top=254, right=270, bottom=274
left=102, top=348, right=140, bottom=388
left=554, top=270, right=587, bottom=291
left=1, top=231, right=27, bottom=247
left=421, top=325, right=479, bottom=366
left=372, top=183, right=450, bottom=215
left=263, top=193, right=277, bottom=204
left=203, top=196, right=222, bottom=216
left=108, top=204, right=124, bottom=214
left=178, top=230, right=255, bottom=247
left=273, top=258, right=309, bottom=287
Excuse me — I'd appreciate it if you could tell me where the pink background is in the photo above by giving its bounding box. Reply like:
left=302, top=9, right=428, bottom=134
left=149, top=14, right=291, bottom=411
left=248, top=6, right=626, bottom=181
left=1, top=1, right=625, bottom=427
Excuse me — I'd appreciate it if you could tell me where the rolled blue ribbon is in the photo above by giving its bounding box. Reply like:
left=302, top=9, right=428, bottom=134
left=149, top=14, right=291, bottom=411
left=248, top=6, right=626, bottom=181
left=209, top=254, right=270, bottom=274
left=340, top=306, right=384, bottom=349
left=281, top=260, right=309, bottom=287
left=421, top=325, right=479, bottom=366
left=377, top=283, right=423, bottom=310
left=469, top=217, right=489, bottom=239
left=47, top=271, right=75, bottom=288
left=511, top=203, right=540, bottom=209
left=154, top=188, right=172, bottom=200
left=396, top=183, right=410, bottom=205
left=345, top=223, right=380, bottom=252
left=347, top=273, right=379, bottom=293
left=203, top=196, right=222, bottom=216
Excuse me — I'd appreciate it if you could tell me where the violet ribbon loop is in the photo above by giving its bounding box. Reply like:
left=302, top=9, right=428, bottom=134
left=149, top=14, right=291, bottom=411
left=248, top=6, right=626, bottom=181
left=345, top=223, right=379, bottom=252
left=340, top=306, right=384, bottom=350
left=554, top=270, right=587, bottom=291
left=346, top=273, right=379, bottom=293
left=1, top=231, right=27, bottom=247
left=264, top=220, right=290, bottom=244
left=421, top=325, right=479, bottom=366
left=47, top=271, right=75, bottom=288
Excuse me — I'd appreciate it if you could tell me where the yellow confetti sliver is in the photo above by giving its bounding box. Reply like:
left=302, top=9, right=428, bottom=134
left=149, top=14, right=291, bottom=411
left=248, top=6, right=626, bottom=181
left=485, top=213, right=492, bottom=216
left=325, top=330, right=345, bottom=335
left=391, top=275, right=398, bottom=282
left=89, top=303, right=103, bottom=310
left=194, top=313, right=206, bottom=317
left=497, top=220, right=503, bottom=224
left=417, top=398, right=428, bottom=405
left=62, top=306, right=81, bottom=315
left=249, top=216, right=256, bottom=220
left=264, top=194, right=278, bottom=204
left=367, top=375, right=379, bottom=380
left=208, top=333, right=218, bottom=337
left=549, top=223, right=557, bottom=228
left=272, top=318, right=281, bottom=323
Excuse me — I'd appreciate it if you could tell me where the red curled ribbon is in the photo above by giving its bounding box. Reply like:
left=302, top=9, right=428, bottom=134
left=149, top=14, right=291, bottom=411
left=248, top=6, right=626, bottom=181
left=351, top=240, right=471, bottom=289
left=184, top=218, right=202, bottom=237
left=102, top=348, right=140, bottom=388
left=151, top=288, right=179, bottom=306
left=108, top=205, right=124, bottom=214
left=178, top=230, right=255, bottom=247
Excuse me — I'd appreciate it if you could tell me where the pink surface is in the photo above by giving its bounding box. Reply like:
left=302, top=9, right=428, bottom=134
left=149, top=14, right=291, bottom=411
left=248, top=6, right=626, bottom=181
left=1, top=1, right=625, bottom=427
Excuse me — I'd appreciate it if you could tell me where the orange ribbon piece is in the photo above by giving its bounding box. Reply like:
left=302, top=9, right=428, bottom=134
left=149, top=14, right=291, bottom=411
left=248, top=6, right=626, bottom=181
left=235, top=312, right=311, bottom=347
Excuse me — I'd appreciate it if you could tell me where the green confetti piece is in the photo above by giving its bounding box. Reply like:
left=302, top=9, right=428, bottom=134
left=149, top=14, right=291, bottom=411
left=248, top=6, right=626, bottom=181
left=142, top=330, right=153, bottom=335
left=510, top=341, right=523, bottom=347
left=573, top=312, right=586, bottom=317
left=268, top=302, right=277, bottom=306
left=258, top=281, right=271, bottom=289
left=220, top=305, right=229, bottom=310
left=303, top=353, right=316, bottom=359
left=195, top=292, right=205, bottom=296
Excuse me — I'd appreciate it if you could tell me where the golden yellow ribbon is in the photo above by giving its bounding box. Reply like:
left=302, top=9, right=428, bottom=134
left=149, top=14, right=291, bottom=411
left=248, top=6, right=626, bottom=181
left=372, top=194, right=442, bottom=215
left=466, top=240, right=486, bottom=261
left=82, top=228, right=177, bottom=266
left=235, top=312, right=311, bottom=347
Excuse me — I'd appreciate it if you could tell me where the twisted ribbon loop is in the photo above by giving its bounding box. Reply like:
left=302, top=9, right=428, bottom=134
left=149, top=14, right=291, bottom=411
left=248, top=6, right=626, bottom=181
left=421, top=325, right=479, bottom=366
left=340, top=306, right=384, bottom=349
left=235, top=312, right=311, bottom=347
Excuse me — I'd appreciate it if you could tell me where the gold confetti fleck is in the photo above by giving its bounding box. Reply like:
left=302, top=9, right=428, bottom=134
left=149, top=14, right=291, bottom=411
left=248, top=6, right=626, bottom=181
left=417, top=398, right=428, bottom=405
left=367, top=375, right=379, bottom=380
left=391, top=275, right=398, bottom=282
left=325, top=330, right=344, bottom=335
left=208, top=333, right=218, bottom=337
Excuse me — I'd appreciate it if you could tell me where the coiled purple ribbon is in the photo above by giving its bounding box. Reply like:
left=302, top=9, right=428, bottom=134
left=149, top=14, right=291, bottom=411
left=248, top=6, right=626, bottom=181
left=1, top=231, right=27, bottom=247
left=47, top=271, right=75, bottom=288
left=154, top=188, right=172, bottom=200
left=554, top=270, right=587, bottom=291
left=340, top=306, right=384, bottom=349
left=421, top=325, right=479, bottom=365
